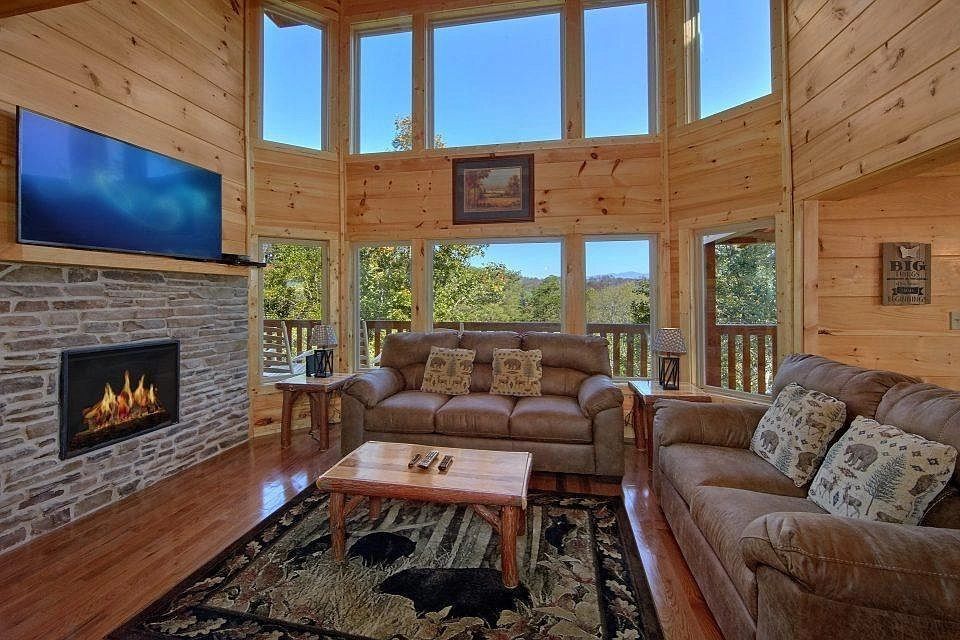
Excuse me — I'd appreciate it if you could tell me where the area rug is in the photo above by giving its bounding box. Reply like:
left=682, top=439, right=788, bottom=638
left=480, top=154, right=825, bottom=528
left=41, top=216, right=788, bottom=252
left=110, top=489, right=663, bottom=640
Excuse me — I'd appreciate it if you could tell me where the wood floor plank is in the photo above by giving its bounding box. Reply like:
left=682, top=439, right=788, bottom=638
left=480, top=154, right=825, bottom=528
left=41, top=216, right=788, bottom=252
left=0, top=430, right=721, bottom=640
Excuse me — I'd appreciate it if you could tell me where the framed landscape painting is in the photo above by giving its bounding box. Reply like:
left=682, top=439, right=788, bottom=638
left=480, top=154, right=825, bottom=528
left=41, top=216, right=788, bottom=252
left=452, top=154, right=534, bottom=224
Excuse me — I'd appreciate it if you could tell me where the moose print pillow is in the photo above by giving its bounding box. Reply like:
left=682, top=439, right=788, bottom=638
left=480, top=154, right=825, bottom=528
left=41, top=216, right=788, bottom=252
left=489, top=348, right=542, bottom=397
left=421, top=346, right=476, bottom=395
left=750, top=382, right=847, bottom=486
left=808, top=416, right=958, bottom=525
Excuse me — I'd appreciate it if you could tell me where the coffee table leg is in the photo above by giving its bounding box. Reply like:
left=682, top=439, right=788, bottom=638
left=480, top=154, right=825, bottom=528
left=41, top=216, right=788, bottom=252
left=500, top=506, right=520, bottom=588
left=368, top=496, right=382, bottom=521
left=329, top=492, right=346, bottom=561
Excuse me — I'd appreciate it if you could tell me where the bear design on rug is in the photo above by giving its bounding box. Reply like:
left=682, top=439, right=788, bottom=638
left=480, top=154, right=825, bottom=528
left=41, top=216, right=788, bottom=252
left=378, top=567, right=531, bottom=627
left=544, top=514, right=577, bottom=554
left=348, top=532, right=416, bottom=566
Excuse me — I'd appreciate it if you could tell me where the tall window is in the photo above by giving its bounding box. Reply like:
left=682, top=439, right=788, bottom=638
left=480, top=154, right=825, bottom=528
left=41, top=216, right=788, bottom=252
left=431, top=12, right=562, bottom=147
left=357, top=244, right=413, bottom=368
left=262, top=7, right=326, bottom=150
left=699, top=223, right=777, bottom=395
left=260, top=240, right=327, bottom=378
left=584, top=2, right=654, bottom=137
left=356, top=28, right=413, bottom=153
left=691, top=0, right=772, bottom=119
left=431, top=240, right=562, bottom=328
left=586, top=237, right=656, bottom=377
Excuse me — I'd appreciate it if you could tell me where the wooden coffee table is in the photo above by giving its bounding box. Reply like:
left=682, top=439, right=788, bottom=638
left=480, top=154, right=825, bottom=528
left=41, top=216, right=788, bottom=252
left=316, top=441, right=533, bottom=588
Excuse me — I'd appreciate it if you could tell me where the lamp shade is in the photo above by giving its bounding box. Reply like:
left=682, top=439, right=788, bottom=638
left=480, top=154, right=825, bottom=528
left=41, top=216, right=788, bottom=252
left=653, top=327, right=686, bottom=354
left=311, top=324, right=338, bottom=348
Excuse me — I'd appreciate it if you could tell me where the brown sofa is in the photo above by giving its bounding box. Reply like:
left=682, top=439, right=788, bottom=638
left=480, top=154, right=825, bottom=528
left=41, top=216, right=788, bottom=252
left=341, top=330, right=625, bottom=476
left=653, top=354, right=960, bottom=640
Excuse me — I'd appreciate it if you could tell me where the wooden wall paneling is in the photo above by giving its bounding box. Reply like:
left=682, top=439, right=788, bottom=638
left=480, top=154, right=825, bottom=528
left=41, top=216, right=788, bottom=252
left=800, top=199, right=820, bottom=355
left=0, top=0, right=248, bottom=272
left=0, top=0, right=86, bottom=19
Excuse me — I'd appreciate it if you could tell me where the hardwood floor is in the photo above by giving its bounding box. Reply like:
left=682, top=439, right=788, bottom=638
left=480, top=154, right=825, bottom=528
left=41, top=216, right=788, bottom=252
left=0, top=429, right=722, bottom=640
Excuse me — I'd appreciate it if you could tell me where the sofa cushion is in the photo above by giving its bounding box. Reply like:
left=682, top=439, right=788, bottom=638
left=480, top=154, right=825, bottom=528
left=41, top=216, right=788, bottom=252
left=689, top=486, right=825, bottom=618
left=541, top=366, right=590, bottom=397
left=509, top=395, right=592, bottom=443
left=772, top=354, right=918, bottom=427
left=521, top=332, right=612, bottom=376
left=660, top=444, right=808, bottom=505
left=808, top=416, right=958, bottom=525
left=421, top=346, right=475, bottom=396
left=459, top=331, right=521, bottom=363
left=380, top=331, right=460, bottom=371
left=749, top=383, right=846, bottom=487
left=365, top=390, right=448, bottom=434
left=436, top=393, right=516, bottom=438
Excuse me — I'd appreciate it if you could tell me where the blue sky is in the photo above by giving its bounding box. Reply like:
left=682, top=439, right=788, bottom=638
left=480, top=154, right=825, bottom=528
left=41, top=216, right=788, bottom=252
left=263, top=3, right=772, bottom=150
left=460, top=239, right=651, bottom=278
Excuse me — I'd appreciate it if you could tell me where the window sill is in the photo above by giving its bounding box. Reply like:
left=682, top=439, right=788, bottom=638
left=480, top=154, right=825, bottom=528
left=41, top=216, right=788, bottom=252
left=346, top=133, right=660, bottom=160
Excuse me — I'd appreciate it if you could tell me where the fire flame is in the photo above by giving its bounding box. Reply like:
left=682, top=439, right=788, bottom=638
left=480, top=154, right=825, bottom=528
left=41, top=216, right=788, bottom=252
left=81, top=371, right=165, bottom=431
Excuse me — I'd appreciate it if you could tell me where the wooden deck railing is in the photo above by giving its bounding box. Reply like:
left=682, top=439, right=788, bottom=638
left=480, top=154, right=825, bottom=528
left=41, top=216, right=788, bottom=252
left=707, top=324, right=778, bottom=394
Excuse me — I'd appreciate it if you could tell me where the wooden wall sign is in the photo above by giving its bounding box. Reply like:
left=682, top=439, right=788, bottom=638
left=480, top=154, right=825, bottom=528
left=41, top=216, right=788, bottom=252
left=881, top=242, right=931, bottom=305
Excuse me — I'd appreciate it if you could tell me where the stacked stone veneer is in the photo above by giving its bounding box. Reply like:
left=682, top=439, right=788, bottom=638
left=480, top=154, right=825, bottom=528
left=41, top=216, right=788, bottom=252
left=0, top=262, right=249, bottom=553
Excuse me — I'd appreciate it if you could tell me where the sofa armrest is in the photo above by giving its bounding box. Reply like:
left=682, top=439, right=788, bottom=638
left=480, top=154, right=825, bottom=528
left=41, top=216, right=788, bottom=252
left=343, top=367, right=404, bottom=408
left=654, top=400, right=767, bottom=449
left=741, top=512, right=960, bottom=621
left=578, top=375, right=623, bottom=418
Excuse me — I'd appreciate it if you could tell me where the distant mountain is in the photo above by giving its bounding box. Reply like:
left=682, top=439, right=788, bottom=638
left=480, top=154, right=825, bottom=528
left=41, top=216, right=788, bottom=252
left=590, top=271, right=648, bottom=280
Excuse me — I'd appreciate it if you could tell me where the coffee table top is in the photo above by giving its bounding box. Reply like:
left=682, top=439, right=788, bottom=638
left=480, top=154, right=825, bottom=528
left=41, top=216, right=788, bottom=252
left=316, top=441, right=533, bottom=508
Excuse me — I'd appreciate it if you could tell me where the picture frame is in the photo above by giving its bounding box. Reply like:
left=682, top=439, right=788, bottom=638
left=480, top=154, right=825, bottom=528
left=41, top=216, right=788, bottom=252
left=452, top=154, right=534, bottom=225
left=881, top=242, right=932, bottom=305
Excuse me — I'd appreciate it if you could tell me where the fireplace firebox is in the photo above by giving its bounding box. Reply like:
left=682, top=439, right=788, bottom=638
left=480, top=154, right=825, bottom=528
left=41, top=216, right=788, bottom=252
left=60, top=340, right=180, bottom=459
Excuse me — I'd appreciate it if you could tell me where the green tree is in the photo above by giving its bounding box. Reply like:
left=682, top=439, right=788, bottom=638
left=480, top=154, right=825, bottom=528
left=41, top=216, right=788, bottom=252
left=432, top=244, right=526, bottom=322
left=358, top=245, right=413, bottom=322
left=262, top=243, right=325, bottom=320
left=392, top=115, right=446, bottom=151
left=714, top=242, right=777, bottom=324
left=523, top=275, right=562, bottom=322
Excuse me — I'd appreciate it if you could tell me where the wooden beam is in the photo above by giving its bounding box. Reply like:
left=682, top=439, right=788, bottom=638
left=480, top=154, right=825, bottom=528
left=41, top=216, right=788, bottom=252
left=0, top=0, right=85, bottom=19
left=412, top=11, right=427, bottom=151
left=562, top=0, right=584, bottom=139
left=563, top=234, right=586, bottom=334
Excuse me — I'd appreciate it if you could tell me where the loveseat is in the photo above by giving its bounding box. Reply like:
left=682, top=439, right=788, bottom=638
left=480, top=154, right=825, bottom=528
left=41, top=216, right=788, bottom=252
left=653, top=354, right=960, bottom=640
left=341, top=330, right=625, bottom=476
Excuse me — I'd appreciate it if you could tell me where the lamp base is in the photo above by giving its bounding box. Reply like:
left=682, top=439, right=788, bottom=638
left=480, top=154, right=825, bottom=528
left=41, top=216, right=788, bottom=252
left=316, top=348, right=335, bottom=378
left=658, top=355, right=681, bottom=390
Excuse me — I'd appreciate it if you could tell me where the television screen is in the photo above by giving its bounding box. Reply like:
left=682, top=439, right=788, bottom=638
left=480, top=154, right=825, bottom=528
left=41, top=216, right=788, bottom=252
left=17, top=108, right=222, bottom=261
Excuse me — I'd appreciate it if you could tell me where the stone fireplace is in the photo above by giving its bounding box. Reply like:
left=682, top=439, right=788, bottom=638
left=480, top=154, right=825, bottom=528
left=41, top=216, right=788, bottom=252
left=0, top=262, right=249, bottom=553
left=60, top=341, right=180, bottom=460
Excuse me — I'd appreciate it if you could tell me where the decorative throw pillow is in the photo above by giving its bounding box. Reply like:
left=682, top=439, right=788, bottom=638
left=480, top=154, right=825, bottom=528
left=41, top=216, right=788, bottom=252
left=807, top=416, right=958, bottom=525
left=750, top=382, right=847, bottom=486
left=490, top=349, right=542, bottom=397
left=421, top=346, right=475, bottom=396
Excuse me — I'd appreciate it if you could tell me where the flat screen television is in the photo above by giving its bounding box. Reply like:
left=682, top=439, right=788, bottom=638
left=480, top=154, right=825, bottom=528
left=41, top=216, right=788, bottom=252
left=17, top=108, right=223, bottom=261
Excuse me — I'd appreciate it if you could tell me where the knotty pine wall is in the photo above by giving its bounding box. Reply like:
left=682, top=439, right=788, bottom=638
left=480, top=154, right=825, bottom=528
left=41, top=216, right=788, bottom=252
left=803, top=161, right=960, bottom=389
left=0, top=0, right=249, bottom=273
left=788, top=0, right=960, bottom=199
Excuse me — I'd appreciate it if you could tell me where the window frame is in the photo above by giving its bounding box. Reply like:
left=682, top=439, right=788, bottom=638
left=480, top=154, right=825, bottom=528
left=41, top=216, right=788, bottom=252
left=582, top=0, right=659, bottom=137
left=352, top=21, right=414, bottom=155
left=583, top=233, right=659, bottom=380
left=427, top=236, right=566, bottom=330
left=259, top=1, right=331, bottom=153
left=693, top=219, right=778, bottom=400
left=426, top=6, right=565, bottom=150
left=685, top=0, right=776, bottom=123
left=257, top=236, right=331, bottom=383
left=353, top=241, right=414, bottom=370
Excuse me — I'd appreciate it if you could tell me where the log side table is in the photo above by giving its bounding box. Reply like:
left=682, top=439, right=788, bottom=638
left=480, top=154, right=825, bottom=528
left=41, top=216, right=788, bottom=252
left=628, top=380, right=711, bottom=469
left=274, top=373, right=355, bottom=450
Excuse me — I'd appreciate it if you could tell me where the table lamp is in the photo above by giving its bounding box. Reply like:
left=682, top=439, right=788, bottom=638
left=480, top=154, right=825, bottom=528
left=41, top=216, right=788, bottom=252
left=310, top=325, right=338, bottom=378
left=653, top=327, right=686, bottom=390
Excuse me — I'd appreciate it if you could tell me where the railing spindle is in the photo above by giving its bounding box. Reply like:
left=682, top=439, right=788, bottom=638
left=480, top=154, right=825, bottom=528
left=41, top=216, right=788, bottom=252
left=742, top=331, right=752, bottom=394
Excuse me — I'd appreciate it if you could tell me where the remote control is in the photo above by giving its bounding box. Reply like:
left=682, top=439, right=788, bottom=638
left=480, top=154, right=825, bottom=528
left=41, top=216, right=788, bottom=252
left=417, top=450, right=440, bottom=470
left=407, top=453, right=421, bottom=468
left=438, top=455, right=454, bottom=473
